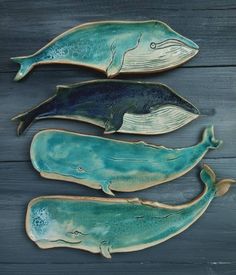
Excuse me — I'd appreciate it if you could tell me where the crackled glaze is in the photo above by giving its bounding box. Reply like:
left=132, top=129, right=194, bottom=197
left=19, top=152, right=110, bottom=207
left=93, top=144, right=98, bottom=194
left=25, top=165, right=235, bottom=258
left=12, top=79, right=199, bottom=136
left=30, top=126, right=222, bottom=195
left=11, top=20, right=199, bottom=80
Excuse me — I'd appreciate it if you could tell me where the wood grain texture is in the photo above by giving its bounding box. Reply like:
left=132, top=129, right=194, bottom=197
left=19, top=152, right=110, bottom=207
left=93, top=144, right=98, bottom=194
left=2, top=263, right=236, bottom=275
left=0, top=0, right=235, bottom=274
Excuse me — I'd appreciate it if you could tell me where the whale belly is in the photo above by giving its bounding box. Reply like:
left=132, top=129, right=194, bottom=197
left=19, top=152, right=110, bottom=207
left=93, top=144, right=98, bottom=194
left=38, top=105, right=198, bottom=135
left=121, top=40, right=197, bottom=72
left=118, top=105, right=199, bottom=135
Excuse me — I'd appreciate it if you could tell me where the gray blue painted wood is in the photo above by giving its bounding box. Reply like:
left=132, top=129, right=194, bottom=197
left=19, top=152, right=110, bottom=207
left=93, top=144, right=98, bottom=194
left=25, top=165, right=235, bottom=258
left=11, top=20, right=198, bottom=81
left=1, top=0, right=236, bottom=274
left=30, top=126, right=222, bottom=195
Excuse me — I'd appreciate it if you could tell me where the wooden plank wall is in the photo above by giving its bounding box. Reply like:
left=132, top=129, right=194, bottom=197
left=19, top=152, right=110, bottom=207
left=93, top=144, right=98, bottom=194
left=0, top=0, right=236, bottom=274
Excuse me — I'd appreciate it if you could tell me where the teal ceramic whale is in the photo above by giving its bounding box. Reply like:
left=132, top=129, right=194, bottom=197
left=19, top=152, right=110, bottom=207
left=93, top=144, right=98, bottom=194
left=12, top=79, right=199, bottom=136
left=25, top=165, right=235, bottom=258
left=11, top=20, right=199, bottom=81
left=30, top=126, right=222, bottom=195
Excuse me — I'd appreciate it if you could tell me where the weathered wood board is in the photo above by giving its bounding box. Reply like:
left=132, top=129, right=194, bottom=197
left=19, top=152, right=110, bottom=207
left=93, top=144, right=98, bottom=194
left=0, top=0, right=235, bottom=274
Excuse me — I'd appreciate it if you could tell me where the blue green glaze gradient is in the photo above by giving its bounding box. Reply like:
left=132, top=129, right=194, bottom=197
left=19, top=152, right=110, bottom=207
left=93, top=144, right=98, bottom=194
left=11, top=20, right=199, bottom=80
left=30, top=126, right=222, bottom=195
left=26, top=165, right=234, bottom=258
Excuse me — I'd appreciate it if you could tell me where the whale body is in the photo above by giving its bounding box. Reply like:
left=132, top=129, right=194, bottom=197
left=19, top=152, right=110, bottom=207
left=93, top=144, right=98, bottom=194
left=25, top=165, right=235, bottom=258
left=30, top=126, right=222, bottom=195
left=12, top=80, right=200, bottom=136
left=11, top=20, right=199, bottom=80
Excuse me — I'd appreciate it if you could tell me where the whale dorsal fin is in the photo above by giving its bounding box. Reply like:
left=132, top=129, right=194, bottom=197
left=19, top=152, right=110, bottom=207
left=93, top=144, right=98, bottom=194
left=55, top=85, right=71, bottom=96
left=56, top=82, right=87, bottom=95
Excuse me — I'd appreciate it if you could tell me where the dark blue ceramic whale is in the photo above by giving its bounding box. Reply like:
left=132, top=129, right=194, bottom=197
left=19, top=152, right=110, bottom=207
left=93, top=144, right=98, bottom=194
left=12, top=80, right=199, bottom=135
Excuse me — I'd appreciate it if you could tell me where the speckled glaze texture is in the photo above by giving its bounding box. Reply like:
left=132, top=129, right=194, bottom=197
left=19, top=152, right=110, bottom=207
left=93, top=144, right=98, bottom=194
left=11, top=20, right=199, bottom=80
left=25, top=165, right=235, bottom=258
left=30, top=126, right=222, bottom=195
left=12, top=79, right=200, bottom=136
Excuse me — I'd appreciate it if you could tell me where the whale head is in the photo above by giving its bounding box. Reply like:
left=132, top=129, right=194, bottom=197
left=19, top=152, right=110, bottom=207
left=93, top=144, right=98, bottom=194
left=26, top=198, right=86, bottom=249
left=122, top=20, right=199, bottom=73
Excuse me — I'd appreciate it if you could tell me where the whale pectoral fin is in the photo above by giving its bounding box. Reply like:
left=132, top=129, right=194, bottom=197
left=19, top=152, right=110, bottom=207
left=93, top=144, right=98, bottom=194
left=106, top=45, right=124, bottom=78
left=100, top=242, right=111, bottom=259
left=106, top=33, right=143, bottom=78
left=104, top=111, right=125, bottom=134
left=101, top=181, right=115, bottom=196
left=104, top=104, right=133, bottom=134
left=104, top=120, right=116, bottom=134
left=102, top=185, right=115, bottom=196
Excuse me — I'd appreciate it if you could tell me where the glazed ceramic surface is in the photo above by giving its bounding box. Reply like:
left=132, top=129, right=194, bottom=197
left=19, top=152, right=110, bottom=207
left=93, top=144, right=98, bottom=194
left=25, top=165, right=235, bottom=258
left=11, top=20, right=199, bottom=81
left=30, top=126, right=222, bottom=195
left=12, top=79, right=200, bottom=136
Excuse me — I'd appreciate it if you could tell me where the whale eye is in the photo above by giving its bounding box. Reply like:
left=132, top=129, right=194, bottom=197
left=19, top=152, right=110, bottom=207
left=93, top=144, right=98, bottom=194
left=69, top=230, right=80, bottom=237
left=150, top=42, right=156, bottom=49
left=77, top=166, right=85, bottom=173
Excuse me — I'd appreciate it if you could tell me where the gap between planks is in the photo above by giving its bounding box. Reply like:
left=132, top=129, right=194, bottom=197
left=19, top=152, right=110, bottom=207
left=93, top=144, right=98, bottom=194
left=0, top=156, right=235, bottom=165
left=1, top=64, right=236, bottom=74
left=0, top=260, right=234, bottom=265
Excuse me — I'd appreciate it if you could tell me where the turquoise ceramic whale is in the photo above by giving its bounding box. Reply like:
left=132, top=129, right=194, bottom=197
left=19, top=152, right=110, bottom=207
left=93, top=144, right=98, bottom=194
left=25, top=165, right=235, bottom=258
left=11, top=20, right=199, bottom=80
left=30, top=126, right=222, bottom=195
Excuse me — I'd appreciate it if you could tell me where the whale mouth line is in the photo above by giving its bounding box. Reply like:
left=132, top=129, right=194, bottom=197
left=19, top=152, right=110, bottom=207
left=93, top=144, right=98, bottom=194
left=119, top=105, right=199, bottom=135
left=152, top=39, right=199, bottom=51
left=37, top=239, right=82, bottom=245
left=121, top=39, right=199, bottom=73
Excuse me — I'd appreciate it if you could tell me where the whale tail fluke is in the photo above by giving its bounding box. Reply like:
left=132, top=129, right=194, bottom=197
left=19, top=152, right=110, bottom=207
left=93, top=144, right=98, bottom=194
left=12, top=96, right=54, bottom=135
left=12, top=110, right=37, bottom=136
left=11, top=56, right=35, bottom=81
left=200, top=164, right=235, bottom=197
left=202, top=126, right=223, bottom=149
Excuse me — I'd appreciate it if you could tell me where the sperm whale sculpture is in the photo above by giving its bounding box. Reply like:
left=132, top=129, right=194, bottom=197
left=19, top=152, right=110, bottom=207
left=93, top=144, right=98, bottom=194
left=12, top=80, right=200, bottom=136
left=25, top=165, right=235, bottom=258
left=30, top=126, right=222, bottom=195
left=11, top=20, right=199, bottom=81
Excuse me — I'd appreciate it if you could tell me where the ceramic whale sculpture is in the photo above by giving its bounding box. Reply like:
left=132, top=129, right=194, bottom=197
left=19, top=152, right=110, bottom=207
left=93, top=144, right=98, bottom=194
left=12, top=80, right=200, bottom=136
left=25, top=165, right=235, bottom=258
left=30, top=126, right=222, bottom=195
left=11, top=20, right=199, bottom=81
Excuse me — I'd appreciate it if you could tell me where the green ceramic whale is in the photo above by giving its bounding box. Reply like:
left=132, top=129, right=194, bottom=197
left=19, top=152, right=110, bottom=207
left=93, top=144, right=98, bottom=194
left=30, top=126, right=222, bottom=195
left=11, top=20, right=199, bottom=80
left=25, top=165, right=235, bottom=258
